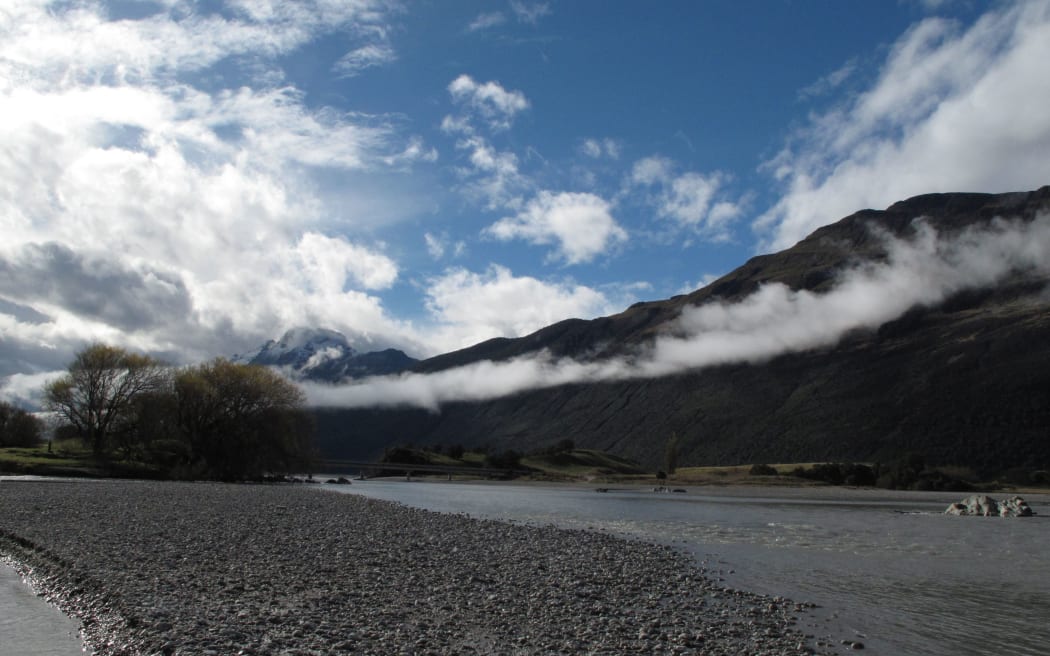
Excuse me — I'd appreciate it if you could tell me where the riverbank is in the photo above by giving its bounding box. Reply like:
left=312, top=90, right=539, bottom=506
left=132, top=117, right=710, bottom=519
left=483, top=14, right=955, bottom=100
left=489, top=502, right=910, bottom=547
left=0, top=480, right=830, bottom=655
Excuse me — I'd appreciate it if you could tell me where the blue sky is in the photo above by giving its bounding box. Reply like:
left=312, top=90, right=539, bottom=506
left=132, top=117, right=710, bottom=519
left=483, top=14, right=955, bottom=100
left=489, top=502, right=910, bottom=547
left=2, top=0, right=1050, bottom=404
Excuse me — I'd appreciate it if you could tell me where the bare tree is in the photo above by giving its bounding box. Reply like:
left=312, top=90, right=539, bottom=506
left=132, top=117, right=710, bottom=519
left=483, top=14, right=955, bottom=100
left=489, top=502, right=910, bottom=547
left=44, top=344, right=166, bottom=455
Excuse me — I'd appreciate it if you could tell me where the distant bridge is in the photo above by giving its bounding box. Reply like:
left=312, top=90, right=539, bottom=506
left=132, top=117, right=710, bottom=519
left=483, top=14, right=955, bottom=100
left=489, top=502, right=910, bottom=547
left=315, top=459, right=531, bottom=480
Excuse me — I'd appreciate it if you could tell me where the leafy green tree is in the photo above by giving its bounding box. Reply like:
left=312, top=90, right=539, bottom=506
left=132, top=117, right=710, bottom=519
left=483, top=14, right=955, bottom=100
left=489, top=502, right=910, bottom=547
left=0, top=400, right=44, bottom=447
left=174, top=358, right=313, bottom=480
left=44, top=344, right=166, bottom=455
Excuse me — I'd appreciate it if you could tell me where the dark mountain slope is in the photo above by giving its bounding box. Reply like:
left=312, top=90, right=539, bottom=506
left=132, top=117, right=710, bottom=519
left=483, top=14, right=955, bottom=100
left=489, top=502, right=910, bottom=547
left=316, top=188, right=1050, bottom=475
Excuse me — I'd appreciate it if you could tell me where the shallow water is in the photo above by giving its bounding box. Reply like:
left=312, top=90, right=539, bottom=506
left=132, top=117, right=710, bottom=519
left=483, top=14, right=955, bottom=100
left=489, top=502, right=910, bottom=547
left=332, top=481, right=1050, bottom=656
left=0, top=563, right=85, bottom=656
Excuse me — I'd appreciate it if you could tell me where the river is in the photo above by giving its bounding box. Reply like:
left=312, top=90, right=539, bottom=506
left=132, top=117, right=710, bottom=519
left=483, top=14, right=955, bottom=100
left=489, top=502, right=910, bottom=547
left=0, top=562, right=84, bottom=656
left=329, top=480, right=1050, bottom=656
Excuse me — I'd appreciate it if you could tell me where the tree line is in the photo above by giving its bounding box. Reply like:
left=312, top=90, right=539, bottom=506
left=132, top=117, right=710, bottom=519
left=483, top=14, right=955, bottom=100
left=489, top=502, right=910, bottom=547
left=42, top=344, right=314, bottom=480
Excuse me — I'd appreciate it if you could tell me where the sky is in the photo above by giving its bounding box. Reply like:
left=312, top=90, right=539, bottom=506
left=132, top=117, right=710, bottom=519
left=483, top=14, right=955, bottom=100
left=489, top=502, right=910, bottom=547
left=2, top=0, right=1050, bottom=406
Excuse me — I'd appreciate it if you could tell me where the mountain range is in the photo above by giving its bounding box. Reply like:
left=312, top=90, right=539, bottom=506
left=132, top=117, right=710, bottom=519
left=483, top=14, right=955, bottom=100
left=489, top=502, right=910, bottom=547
left=305, top=187, right=1050, bottom=476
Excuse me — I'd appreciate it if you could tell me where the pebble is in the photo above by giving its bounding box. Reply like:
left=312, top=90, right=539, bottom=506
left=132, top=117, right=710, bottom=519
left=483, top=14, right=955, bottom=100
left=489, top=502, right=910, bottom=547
left=1, top=481, right=837, bottom=655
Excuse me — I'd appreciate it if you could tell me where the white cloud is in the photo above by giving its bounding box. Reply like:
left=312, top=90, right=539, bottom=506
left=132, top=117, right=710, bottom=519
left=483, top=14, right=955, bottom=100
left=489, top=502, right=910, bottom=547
left=448, top=74, right=530, bottom=131
left=424, top=233, right=447, bottom=259
left=642, top=214, right=1050, bottom=377
left=468, top=12, right=507, bottom=32
left=581, top=138, right=620, bottom=160
left=307, top=213, right=1050, bottom=410
left=0, top=0, right=431, bottom=377
left=295, top=232, right=398, bottom=292
left=422, top=264, right=617, bottom=353
left=424, top=232, right=465, bottom=260
left=759, top=2, right=1050, bottom=250
left=441, top=75, right=535, bottom=210
left=0, top=0, right=392, bottom=86
left=487, top=191, right=627, bottom=264
left=510, top=1, right=552, bottom=25
left=678, top=273, right=722, bottom=296
left=630, top=156, right=742, bottom=239
left=333, top=43, right=396, bottom=77
left=0, top=370, right=66, bottom=408
left=798, top=58, right=857, bottom=100
left=448, top=136, right=529, bottom=210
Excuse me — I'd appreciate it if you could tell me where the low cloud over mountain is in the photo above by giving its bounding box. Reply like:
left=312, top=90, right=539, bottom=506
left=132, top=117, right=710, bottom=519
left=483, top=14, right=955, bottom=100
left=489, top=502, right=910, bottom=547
left=306, top=189, right=1050, bottom=411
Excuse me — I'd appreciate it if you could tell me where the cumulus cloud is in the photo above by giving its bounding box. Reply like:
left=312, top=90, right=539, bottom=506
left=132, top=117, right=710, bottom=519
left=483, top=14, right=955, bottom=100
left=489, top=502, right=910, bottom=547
left=630, top=156, right=742, bottom=239
left=441, top=75, right=535, bottom=210
left=759, top=2, right=1050, bottom=250
left=0, top=0, right=431, bottom=379
left=295, top=233, right=398, bottom=292
left=306, top=213, right=1050, bottom=410
left=422, top=264, right=617, bottom=353
left=448, top=74, right=530, bottom=131
left=487, top=191, right=627, bottom=265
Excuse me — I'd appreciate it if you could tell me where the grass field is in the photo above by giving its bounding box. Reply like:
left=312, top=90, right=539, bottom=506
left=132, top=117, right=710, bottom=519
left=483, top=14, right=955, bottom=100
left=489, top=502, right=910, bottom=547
left=521, top=449, right=648, bottom=478
left=0, top=440, right=157, bottom=478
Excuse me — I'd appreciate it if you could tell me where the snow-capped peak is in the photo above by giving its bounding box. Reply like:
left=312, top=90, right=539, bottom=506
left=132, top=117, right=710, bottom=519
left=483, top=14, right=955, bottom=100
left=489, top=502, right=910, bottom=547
left=233, top=327, right=419, bottom=382
left=247, top=327, right=357, bottom=371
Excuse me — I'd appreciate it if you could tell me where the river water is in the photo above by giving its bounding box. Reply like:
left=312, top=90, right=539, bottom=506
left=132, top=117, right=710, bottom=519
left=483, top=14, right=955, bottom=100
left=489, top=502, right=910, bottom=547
left=0, top=562, right=84, bottom=656
left=330, top=481, right=1050, bottom=656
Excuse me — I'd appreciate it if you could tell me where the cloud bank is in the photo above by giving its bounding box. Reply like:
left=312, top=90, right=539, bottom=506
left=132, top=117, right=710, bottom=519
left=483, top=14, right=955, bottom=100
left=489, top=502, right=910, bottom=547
left=305, top=213, right=1050, bottom=410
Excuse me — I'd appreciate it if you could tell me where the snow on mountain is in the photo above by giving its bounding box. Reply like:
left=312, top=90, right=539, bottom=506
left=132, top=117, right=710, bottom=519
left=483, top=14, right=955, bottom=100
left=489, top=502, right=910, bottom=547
left=233, top=328, right=417, bottom=382
left=247, top=327, right=355, bottom=370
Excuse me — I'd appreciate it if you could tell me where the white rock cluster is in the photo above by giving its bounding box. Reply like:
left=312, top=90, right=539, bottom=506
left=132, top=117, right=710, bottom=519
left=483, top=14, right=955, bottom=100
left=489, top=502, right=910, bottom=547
left=944, top=494, right=1034, bottom=517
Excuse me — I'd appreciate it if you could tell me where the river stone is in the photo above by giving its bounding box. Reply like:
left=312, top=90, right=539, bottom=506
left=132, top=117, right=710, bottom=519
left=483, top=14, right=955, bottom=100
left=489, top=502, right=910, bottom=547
left=944, top=494, right=1033, bottom=517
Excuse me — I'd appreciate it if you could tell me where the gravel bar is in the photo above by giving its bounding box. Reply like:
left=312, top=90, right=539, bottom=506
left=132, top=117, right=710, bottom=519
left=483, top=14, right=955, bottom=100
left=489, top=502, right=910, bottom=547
left=0, top=480, right=831, bottom=655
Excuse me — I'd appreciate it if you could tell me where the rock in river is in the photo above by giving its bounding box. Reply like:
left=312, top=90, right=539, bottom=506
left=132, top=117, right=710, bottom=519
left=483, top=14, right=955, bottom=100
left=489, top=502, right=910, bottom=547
left=945, top=494, right=1034, bottom=517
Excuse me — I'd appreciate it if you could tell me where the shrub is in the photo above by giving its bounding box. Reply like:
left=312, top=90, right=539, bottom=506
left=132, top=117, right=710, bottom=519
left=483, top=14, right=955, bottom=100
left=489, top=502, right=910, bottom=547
left=793, top=462, right=875, bottom=487
left=485, top=449, right=522, bottom=470
left=749, top=463, right=778, bottom=476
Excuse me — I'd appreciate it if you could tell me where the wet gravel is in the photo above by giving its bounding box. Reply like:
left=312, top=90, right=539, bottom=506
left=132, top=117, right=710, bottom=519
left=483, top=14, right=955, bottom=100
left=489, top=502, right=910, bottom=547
left=0, top=480, right=831, bottom=655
